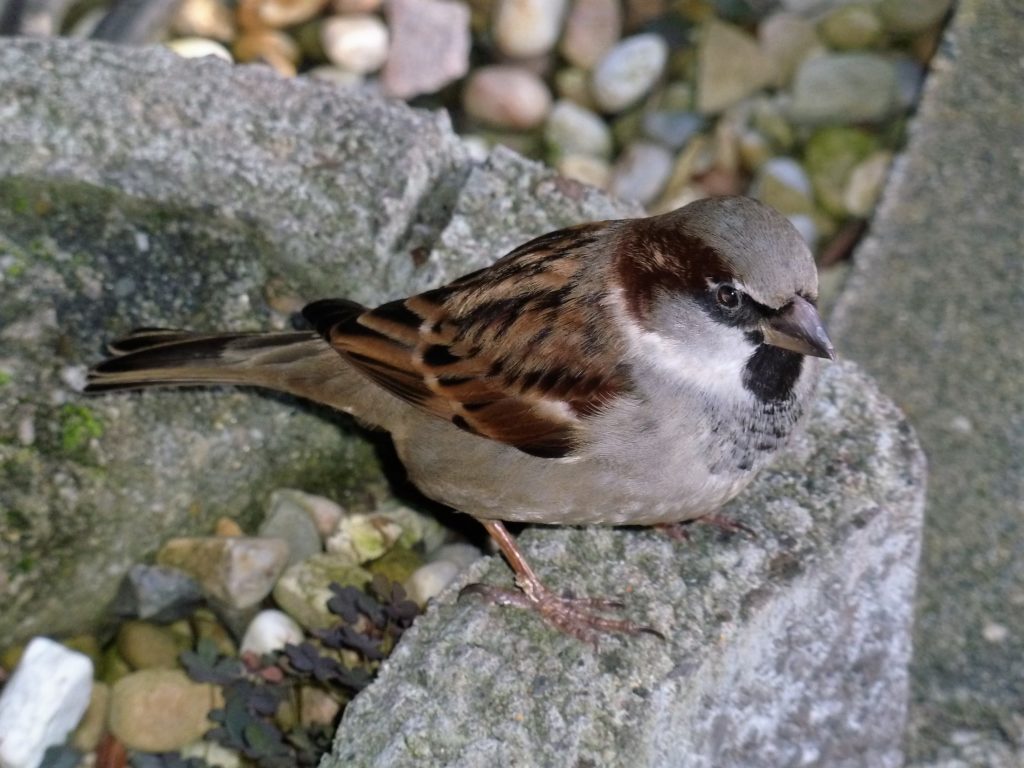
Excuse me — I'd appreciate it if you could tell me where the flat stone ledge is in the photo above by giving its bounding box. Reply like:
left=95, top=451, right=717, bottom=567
left=331, top=362, right=925, bottom=768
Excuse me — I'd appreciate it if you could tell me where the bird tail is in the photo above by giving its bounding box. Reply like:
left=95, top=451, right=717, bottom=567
left=85, top=325, right=401, bottom=428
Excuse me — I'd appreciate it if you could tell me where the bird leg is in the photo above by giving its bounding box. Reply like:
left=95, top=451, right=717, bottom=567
left=460, top=519, right=660, bottom=644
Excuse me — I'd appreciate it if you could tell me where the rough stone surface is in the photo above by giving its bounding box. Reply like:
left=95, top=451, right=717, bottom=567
left=828, top=0, right=1024, bottom=764
left=0, top=40, right=629, bottom=644
left=330, top=363, right=925, bottom=767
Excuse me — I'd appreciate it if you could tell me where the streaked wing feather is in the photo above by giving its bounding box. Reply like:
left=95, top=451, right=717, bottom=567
left=310, top=222, right=626, bottom=458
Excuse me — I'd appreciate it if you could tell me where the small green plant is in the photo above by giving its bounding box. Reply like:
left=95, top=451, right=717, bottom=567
left=180, top=575, right=420, bottom=768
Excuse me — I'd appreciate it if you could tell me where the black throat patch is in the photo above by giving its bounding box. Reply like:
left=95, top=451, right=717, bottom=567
left=742, top=345, right=804, bottom=403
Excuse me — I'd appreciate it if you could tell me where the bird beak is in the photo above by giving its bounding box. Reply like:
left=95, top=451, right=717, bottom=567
left=761, top=296, right=836, bottom=360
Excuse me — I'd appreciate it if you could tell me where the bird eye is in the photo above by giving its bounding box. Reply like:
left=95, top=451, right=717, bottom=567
left=716, top=284, right=740, bottom=309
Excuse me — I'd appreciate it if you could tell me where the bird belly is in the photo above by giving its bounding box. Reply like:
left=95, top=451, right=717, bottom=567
left=394, top=403, right=763, bottom=527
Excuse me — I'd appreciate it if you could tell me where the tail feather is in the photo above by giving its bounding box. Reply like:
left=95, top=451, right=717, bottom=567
left=86, top=330, right=323, bottom=390
left=85, top=326, right=404, bottom=430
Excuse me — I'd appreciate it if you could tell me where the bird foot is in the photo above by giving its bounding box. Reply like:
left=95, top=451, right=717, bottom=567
left=460, top=580, right=662, bottom=645
left=658, top=514, right=755, bottom=542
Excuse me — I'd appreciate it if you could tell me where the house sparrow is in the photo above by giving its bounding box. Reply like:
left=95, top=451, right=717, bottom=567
left=87, top=196, right=834, bottom=640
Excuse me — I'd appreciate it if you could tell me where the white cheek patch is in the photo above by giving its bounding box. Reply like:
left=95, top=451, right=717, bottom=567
left=631, top=327, right=754, bottom=399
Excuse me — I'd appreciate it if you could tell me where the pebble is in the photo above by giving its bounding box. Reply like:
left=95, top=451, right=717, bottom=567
left=70, top=682, right=110, bottom=752
left=804, top=126, right=879, bottom=216
left=0, top=638, right=93, bottom=768
left=326, top=512, right=404, bottom=564
left=819, top=4, right=883, bottom=51
left=268, top=488, right=345, bottom=539
left=877, top=0, right=952, bottom=35
left=321, top=14, right=389, bottom=74
left=166, top=37, right=233, bottom=63
left=751, top=156, right=815, bottom=217
left=405, top=560, right=460, bottom=605
left=332, top=0, right=382, bottom=11
left=108, top=669, right=223, bottom=752
left=117, top=620, right=187, bottom=670
left=156, top=536, right=290, bottom=610
left=240, top=609, right=305, bottom=656
left=273, top=553, right=373, bottom=630
left=642, top=110, right=704, bottom=150
left=306, top=64, right=365, bottom=88
left=758, top=12, right=821, bottom=87
left=379, top=504, right=449, bottom=553
left=844, top=150, right=892, bottom=217
left=238, top=0, right=327, bottom=29
left=191, top=608, right=239, bottom=657
left=554, top=67, right=596, bottom=108
left=181, top=741, right=243, bottom=768
left=366, top=545, right=423, bottom=584
left=382, top=0, right=471, bottom=99
left=214, top=516, right=244, bottom=537
left=557, top=154, right=612, bottom=189
left=464, top=65, right=553, bottom=130
left=259, top=492, right=323, bottom=567
left=560, top=0, right=621, bottom=69
left=300, top=686, right=343, bottom=727
left=790, top=53, right=898, bottom=125
left=545, top=99, right=613, bottom=159
left=786, top=214, right=818, bottom=246
left=493, top=0, right=568, bottom=59
left=696, top=20, right=775, bottom=114
left=429, top=542, right=485, bottom=571
left=892, top=55, right=927, bottom=111
left=171, top=0, right=235, bottom=41
left=609, top=141, right=673, bottom=206
left=110, top=563, right=203, bottom=623
left=737, top=128, right=772, bottom=172
left=233, top=29, right=301, bottom=77
left=591, top=33, right=668, bottom=113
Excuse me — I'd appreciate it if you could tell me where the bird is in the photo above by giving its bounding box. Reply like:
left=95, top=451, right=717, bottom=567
left=86, top=195, right=835, bottom=641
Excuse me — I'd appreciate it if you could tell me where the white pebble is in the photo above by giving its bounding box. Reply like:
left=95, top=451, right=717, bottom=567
left=493, top=0, right=568, bottom=59
left=545, top=99, right=613, bottom=159
left=0, top=638, right=93, bottom=768
left=166, top=37, right=233, bottom=62
left=405, top=560, right=460, bottom=605
left=240, top=610, right=304, bottom=656
left=591, top=33, right=667, bottom=113
left=321, top=14, right=390, bottom=75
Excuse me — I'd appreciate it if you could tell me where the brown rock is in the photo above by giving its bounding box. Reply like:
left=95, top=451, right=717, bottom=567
left=71, top=681, right=111, bottom=752
left=109, top=670, right=223, bottom=752
left=237, top=0, right=329, bottom=29
left=233, top=29, right=301, bottom=76
left=116, top=620, right=186, bottom=670
left=157, top=536, right=290, bottom=610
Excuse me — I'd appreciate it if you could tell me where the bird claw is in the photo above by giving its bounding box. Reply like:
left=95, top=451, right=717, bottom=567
left=460, top=581, right=663, bottom=645
left=659, top=514, right=756, bottom=542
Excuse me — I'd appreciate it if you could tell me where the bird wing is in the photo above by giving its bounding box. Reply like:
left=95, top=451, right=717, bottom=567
left=303, top=223, right=628, bottom=458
